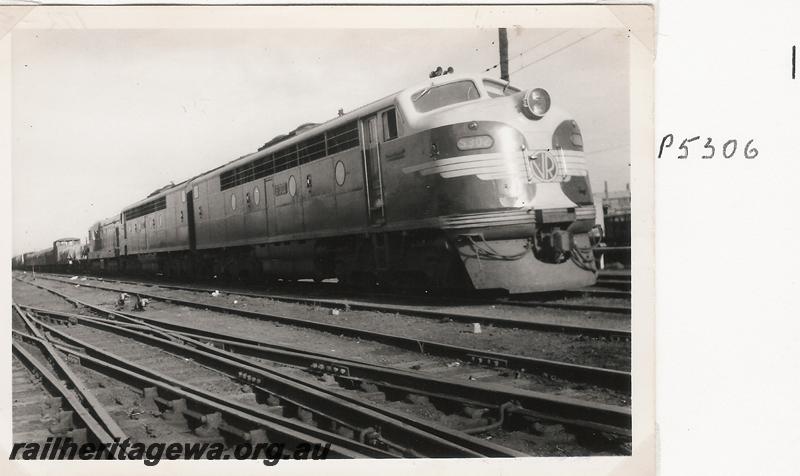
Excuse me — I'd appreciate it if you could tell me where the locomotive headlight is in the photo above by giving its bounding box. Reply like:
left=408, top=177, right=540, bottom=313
left=456, top=135, right=494, bottom=151
left=522, top=88, right=551, bottom=119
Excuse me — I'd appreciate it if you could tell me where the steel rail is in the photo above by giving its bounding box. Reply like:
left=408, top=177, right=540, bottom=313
left=40, top=273, right=631, bottom=337
left=593, top=279, right=631, bottom=290
left=598, top=270, right=632, bottom=279
left=12, top=303, right=129, bottom=443
left=494, top=298, right=631, bottom=315
left=11, top=340, right=118, bottom=451
left=21, top=303, right=631, bottom=436
left=29, top=309, right=528, bottom=455
left=20, top=277, right=631, bottom=390
left=517, top=288, right=632, bottom=299
left=16, top=314, right=401, bottom=457
left=16, top=329, right=373, bottom=459
left=21, top=306, right=521, bottom=457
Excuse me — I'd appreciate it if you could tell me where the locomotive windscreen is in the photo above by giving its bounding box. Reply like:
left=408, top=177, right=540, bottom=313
left=411, top=80, right=480, bottom=113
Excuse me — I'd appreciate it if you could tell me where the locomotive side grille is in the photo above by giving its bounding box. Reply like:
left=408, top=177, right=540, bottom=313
left=297, top=135, right=326, bottom=163
left=326, top=122, right=360, bottom=154
left=122, top=196, right=167, bottom=221
left=273, top=146, right=299, bottom=172
left=219, top=121, right=360, bottom=191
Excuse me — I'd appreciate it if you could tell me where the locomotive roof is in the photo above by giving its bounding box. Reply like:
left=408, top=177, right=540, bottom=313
left=211, top=74, right=502, bottom=179
left=91, top=215, right=121, bottom=228
left=119, top=90, right=400, bottom=212
left=122, top=182, right=186, bottom=211
left=202, top=91, right=401, bottom=181
left=118, top=73, right=506, bottom=213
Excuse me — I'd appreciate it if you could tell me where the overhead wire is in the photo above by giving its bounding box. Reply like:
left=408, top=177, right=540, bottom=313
left=483, top=30, right=570, bottom=73
left=510, top=29, right=605, bottom=75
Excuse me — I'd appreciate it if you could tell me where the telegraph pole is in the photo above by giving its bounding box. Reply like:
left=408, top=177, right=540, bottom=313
left=499, top=28, right=509, bottom=81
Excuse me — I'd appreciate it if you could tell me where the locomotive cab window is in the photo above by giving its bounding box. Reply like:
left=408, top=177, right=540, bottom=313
left=411, top=80, right=480, bottom=113
left=382, top=108, right=398, bottom=141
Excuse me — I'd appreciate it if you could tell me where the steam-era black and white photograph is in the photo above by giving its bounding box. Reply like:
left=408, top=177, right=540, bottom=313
left=6, top=5, right=653, bottom=468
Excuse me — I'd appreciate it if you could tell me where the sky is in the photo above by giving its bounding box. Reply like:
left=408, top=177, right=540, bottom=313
left=12, top=27, right=629, bottom=255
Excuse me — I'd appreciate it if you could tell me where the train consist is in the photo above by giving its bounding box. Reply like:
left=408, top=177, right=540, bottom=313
left=13, top=73, right=600, bottom=293
left=13, top=238, right=84, bottom=271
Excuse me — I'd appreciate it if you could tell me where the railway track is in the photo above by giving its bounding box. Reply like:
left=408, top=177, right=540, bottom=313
left=21, top=276, right=631, bottom=390
left=12, top=305, right=127, bottom=449
left=13, top=306, right=223, bottom=459
left=520, top=288, right=631, bottom=300
left=14, top=304, right=516, bottom=458
left=13, top=304, right=384, bottom=459
left=40, top=273, right=631, bottom=337
left=595, top=271, right=631, bottom=291
left=12, top=339, right=115, bottom=454
left=13, top=276, right=632, bottom=455
left=15, top=299, right=630, bottom=456
left=494, top=296, right=630, bottom=315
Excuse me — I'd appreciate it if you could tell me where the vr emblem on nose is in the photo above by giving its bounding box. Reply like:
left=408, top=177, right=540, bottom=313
left=529, top=151, right=559, bottom=182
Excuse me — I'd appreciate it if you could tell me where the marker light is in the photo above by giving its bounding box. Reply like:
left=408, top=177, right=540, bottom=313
left=522, top=88, right=551, bottom=119
left=457, top=135, right=494, bottom=151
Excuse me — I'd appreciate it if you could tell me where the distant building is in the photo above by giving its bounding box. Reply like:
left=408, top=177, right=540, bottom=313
left=594, top=182, right=630, bottom=214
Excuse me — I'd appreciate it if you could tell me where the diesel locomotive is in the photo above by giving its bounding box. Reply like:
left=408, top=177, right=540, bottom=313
left=14, top=73, right=598, bottom=293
